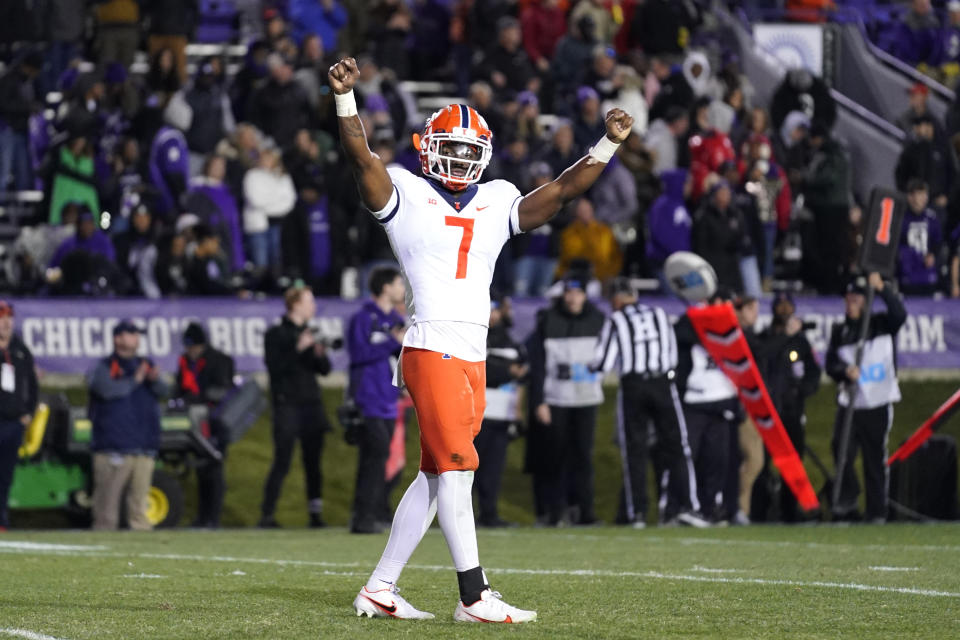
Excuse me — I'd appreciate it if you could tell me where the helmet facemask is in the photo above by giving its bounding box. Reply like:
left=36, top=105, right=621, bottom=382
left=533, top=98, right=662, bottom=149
left=422, top=133, right=491, bottom=189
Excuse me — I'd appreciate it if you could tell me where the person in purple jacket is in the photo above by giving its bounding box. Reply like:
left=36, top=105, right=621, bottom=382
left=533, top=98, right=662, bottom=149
left=185, top=155, right=245, bottom=272
left=645, top=168, right=692, bottom=289
left=899, top=179, right=942, bottom=296
left=49, top=204, right=116, bottom=268
left=936, top=1, right=960, bottom=66
left=347, top=266, right=408, bottom=534
left=148, top=125, right=190, bottom=219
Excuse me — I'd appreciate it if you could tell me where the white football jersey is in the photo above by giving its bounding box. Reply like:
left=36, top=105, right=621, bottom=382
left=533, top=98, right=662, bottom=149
left=370, top=166, right=523, bottom=361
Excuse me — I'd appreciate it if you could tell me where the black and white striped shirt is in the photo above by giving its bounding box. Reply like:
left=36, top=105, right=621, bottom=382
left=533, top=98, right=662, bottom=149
left=593, top=303, right=678, bottom=377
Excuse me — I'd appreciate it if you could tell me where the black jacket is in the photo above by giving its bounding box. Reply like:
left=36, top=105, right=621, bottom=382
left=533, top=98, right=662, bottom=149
left=486, top=322, right=526, bottom=390
left=186, top=254, right=233, bottom=296
left=264, top=316, right=331, bottom=405
left=185, top=83, right=230, bottom=154
left=758, top=325, right=821, bottom=416
left=0, top=335, right=38, bottom=421
left=895, top=137, right=952, bottom=201
left=143, top=0, right=197, bottom=37
left=248, top=79, right=311, bottom=150
left=692, top=202, right=746, bottom=293
left=825, top=286, right=907, bottom=384
left=175, top=346, right=235, bottom=405
left=0, top=67, right=36, bottom=132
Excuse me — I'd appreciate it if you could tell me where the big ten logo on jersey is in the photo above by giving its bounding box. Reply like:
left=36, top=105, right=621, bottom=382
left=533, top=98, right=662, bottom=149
left=428, top=197, right=438, bottom=206
left=556, top=362, right=599, bottom=382
left=859, top=363, right=887, bottom=384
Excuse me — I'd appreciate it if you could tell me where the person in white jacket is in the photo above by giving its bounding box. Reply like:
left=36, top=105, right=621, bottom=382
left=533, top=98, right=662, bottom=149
left=243, top=147, right=296, bottom=273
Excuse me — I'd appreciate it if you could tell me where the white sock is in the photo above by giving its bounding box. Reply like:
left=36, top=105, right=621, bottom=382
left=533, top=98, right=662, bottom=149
left=437, top=470, right=480, bottom=572
left=367, top=470, right=438, bottom=590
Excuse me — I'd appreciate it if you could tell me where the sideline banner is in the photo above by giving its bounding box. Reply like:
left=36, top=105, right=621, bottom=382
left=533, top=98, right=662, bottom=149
left=8, top=295, right=960, bottom=374
left=687, top=303, right=820, bottom=511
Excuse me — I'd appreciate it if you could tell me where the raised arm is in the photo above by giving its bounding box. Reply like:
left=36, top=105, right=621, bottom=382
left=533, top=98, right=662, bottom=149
left=328, top=57, right=395, bottom=212
left=517, top=109, right=633, bottom=232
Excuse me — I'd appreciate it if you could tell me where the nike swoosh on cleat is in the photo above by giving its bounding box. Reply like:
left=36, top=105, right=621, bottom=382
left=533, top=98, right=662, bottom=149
left=464, top=611, right=512, bottom=623
left=364, top=595, right=397, bottom=615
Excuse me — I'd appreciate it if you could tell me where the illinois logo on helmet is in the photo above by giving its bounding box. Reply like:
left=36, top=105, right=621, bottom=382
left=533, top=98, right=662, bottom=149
left=412, top=104, right=493, bottom=190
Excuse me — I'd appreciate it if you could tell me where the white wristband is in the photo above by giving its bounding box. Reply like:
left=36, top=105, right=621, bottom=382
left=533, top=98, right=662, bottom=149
left=335, top=89, right=358, bottom=117
left=587, top=135, right=620, bottom=163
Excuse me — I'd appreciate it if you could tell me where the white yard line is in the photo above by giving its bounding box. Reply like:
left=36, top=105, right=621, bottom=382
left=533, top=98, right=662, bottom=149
left=484, top=530, right=960, bottom=553
left=690, top=566, right=743, bottom=573
left=0, top=629, right=69, bottom=640
left=122, top=573, right=166, bottom=579
left=2, top=544, right=958, bottom=599
left=0, top=541, right=107, bottom=552
left=869, top=566, right=920, bottom=572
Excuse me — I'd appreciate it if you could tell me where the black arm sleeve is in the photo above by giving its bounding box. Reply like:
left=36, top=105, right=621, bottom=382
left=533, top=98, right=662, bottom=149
left=873, top=286, right=907, bottom=336
left=673, top=315, right=697, bottom=395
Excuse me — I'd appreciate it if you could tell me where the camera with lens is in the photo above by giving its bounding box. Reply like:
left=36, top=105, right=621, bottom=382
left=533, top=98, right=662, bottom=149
left=310, top=326, right=344, bottom=350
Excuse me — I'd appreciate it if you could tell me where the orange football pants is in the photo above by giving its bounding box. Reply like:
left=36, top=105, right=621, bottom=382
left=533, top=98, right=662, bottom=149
left=401, top=347, right=486, bottom=474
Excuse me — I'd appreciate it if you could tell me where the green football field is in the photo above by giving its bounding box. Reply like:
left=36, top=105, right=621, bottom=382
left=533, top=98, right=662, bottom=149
left=1, top=524, right=960, bottom=639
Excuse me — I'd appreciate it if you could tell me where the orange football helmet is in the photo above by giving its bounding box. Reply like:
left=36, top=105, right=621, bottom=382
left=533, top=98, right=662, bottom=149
left=412, top=104, right=493, bottom=190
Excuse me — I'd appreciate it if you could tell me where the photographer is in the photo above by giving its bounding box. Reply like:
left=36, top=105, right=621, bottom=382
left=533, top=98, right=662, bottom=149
left=259, top=285, right=333, bottom=528
left=346, top=267, right=406, bottom=534
left=758, top=292, right=821, bottom=522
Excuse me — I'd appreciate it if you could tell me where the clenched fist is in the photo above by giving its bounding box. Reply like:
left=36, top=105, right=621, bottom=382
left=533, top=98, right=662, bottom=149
left=328, top=57, right=359, bottom=95
left=604, top=108, right=634, bottom=143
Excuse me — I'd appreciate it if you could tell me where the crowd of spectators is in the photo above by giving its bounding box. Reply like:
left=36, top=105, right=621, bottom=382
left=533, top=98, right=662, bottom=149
left=0, top=0, right=958, bottom=300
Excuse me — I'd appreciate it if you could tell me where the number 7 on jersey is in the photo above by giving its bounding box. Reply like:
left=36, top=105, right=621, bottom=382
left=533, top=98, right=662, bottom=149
left=445, top=216, right=474, bottom=279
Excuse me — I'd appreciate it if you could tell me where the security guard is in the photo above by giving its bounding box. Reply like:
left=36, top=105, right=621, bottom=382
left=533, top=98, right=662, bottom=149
left=0, top=301, right=37, bottom=530
left=759, top=292, right=821, bottom=522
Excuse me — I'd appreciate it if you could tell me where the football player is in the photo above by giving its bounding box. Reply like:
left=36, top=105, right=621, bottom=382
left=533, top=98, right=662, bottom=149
left=329, top=56, right=633, bottom=623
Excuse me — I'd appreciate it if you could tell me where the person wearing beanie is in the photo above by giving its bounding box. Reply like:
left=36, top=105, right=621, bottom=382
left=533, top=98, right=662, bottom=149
left=526, top=267, right=606, bottom=527
left=825, top=273, right=906, bottom=522
left=174, top=322, right=236, bottom=528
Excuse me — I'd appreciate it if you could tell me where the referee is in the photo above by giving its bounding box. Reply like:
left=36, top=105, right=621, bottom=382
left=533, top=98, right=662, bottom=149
left=592, top=278, right=704, bottom=528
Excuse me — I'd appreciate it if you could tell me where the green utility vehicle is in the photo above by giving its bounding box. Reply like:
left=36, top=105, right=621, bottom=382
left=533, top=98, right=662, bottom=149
left=9, top=387, right=262, bottom=527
